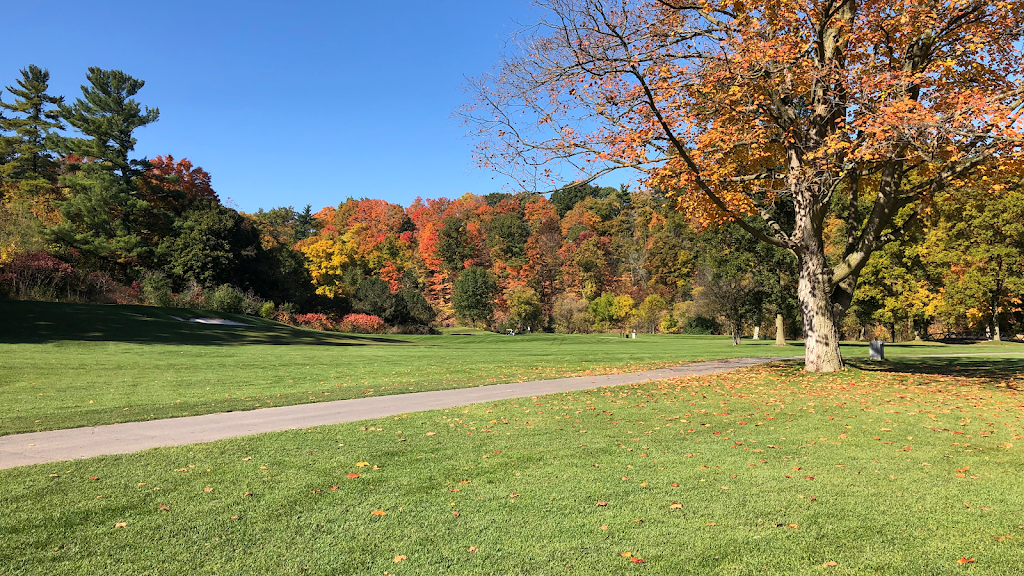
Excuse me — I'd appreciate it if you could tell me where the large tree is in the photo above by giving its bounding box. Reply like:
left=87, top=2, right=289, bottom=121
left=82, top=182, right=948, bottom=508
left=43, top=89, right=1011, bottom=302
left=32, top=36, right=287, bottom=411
left=464, top=0, right=1024, bottom=371
left=50, top=68, right=160, bottom=271
left=0, top=65, right=64, bottom=195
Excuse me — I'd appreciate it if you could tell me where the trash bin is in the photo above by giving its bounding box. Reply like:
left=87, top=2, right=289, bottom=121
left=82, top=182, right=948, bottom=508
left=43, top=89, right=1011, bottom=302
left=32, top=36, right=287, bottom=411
left=869, top=340, right=885, bottom=361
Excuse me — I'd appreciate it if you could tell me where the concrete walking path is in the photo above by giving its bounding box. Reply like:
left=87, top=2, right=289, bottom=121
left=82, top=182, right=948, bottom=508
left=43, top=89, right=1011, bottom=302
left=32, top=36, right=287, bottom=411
left=0, top=356, right=789, bottom=469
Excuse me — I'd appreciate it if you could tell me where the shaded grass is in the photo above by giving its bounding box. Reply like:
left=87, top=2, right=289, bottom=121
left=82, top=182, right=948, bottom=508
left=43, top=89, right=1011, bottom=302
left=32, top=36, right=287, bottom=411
left=1, top=300, right=1021, bottom=436
left=2, top=359, right=1024, bottom=574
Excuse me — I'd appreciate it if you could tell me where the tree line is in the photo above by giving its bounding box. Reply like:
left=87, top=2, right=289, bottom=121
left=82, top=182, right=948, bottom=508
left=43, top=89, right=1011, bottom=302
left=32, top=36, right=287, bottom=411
left=1, top=64, right=1022, bottom=341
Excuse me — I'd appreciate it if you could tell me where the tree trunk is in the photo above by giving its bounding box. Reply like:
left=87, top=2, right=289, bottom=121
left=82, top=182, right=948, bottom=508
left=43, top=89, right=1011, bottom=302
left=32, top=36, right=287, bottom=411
left=774, top=314, right=788, bottom=346
left=752, top=326, right=760, bottom=340
left=796, top=247, right=844, bottom=372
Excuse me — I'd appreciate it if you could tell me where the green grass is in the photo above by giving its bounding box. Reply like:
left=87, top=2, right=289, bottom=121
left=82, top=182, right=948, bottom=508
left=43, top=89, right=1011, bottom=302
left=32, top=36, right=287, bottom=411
left=2, top=300, right=1022, bottom=436
left=2, top=357, right=1024, bottom=574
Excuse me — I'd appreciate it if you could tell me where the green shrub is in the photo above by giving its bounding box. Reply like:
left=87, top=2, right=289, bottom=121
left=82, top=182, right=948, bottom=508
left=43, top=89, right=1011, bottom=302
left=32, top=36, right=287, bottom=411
left=209, top=284, right=244, bottom=313
left=259, top=301, right=276, bottom=319
left=141, top=272, right=173, bottom=307
left=240, top=290, right=264, bottom=316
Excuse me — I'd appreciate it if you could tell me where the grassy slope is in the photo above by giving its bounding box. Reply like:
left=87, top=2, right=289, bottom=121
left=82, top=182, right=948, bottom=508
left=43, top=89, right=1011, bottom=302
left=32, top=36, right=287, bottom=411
left=2, top=357, right=1023, bottom=574
left=2, top=300, right=1022, bottom=435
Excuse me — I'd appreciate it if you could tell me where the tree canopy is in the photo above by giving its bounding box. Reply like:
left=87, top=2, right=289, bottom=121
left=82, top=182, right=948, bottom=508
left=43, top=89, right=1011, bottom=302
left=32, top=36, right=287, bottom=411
left=463, top=0, right=1024, bottom=370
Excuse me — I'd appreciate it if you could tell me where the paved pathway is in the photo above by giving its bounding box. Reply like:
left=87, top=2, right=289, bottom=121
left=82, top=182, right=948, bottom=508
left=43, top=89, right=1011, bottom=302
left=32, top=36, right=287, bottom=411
left=0, top=357, right=789, bottom=469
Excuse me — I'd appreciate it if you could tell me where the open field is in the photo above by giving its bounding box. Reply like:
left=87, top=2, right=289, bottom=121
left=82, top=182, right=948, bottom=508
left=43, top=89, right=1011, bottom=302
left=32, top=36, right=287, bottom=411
left=2, top=357, right=1024, bottom=574
left=2, top=300, right=1022, bottom=436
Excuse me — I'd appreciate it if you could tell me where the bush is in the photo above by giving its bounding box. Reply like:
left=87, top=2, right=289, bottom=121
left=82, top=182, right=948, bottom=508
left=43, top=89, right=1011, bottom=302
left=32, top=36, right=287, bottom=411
left=141, top=272, right=174, bottom=307
left=209, top=284, right=245, bottom=313
left=338, top=313, right=387, bottom=334
left=273, top=306, right=295, bottom=325
left=174, top=281, right=206, bottom=309
left=0, top=251, right=77, bottom=300
left=398, top=289, right=436, bottom=326
left=259, top=301, right=277, bottom=319
left=239, top=289, right=265, bottom=316
left=294, top=313, right=335, bottom=331
left=682, top=315, right=719, bottom=335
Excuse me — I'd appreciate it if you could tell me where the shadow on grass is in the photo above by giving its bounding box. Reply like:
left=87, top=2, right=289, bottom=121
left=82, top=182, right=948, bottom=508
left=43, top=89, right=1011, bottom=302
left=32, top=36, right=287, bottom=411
left=0, top=300, right=410, bottom=347
left=848, top=357, right=1024, bottom=388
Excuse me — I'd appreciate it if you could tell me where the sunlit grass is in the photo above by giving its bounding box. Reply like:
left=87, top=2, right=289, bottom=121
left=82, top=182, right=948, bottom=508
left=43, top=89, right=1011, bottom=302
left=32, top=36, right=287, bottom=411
left=2, top=358, right=1023, bottom=574
left=2, top=300, right=1021, bottom=435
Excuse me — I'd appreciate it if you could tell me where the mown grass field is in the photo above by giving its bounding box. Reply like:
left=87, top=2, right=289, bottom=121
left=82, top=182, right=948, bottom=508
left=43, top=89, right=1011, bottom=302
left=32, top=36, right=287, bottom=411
left=3, top=300, right=1021, bottom=436
left=3, top=357, right=1024, bottom=574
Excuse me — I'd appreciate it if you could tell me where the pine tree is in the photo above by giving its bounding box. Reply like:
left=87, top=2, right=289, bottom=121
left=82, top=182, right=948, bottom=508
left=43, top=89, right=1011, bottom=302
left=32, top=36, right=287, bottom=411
left=0, top=65, right=64, bottom=190
left=49, top=68, right=159, bottom=273
left=58, top=67, right=159, bottom=186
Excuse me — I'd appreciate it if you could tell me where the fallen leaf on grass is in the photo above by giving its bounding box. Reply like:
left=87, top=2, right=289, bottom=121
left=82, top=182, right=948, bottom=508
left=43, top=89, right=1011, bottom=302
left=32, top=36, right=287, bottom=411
left=788, top=524, right=798, bottom=529
left=347, top=474, right=360, bottom=479
left=670, top=502, right=683, bottom=509
left=426, top=431, right=436, bottom=436
left=600, top=525, right=609, bottom=530
left=356, top=462, right=370, bottom=467
left=995, top=535, right=1013, bottom=542
left=204, top=487, right=213, bottom=493
left=393, top=555, right=407, bottom=563
left=452, top=511, right=460, bottom=517
left=630, top=558, right=645, bottom=563
left=114, top=522, right=127, bottom=528
left=158, top=503, right=170, bottom=512
left=371, top=510, right=387, bottom=516
left=620, top=552, right=633, bottom=558
left=595, top=501, right=608, bottom=507
left=823, top=561, right=838, bottom=567
left=468, top=546, right=478, bottom=552
left=958, top=557, right=975, bottom=565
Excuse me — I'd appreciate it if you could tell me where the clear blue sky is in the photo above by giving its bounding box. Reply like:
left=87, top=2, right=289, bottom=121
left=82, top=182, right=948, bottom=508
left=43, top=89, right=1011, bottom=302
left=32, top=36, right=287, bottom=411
left=0, top=0, right=565, bottom=213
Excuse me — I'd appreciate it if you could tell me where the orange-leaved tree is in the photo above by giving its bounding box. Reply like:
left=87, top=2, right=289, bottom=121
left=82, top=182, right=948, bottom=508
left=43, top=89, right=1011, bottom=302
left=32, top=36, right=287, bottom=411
left=463, top=0, right=1024, bottom=371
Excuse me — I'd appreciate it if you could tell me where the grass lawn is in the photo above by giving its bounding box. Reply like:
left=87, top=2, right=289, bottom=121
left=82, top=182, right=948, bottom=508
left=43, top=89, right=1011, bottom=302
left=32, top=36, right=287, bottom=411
left=2, top=300, right=1022, bottom=436
left=2, top=357, right=1024, bottom=574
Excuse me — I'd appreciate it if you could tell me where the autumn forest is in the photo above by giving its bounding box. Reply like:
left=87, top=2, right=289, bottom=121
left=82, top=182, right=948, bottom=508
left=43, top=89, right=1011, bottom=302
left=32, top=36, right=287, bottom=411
left=0, top=63, right=1022, bottom=346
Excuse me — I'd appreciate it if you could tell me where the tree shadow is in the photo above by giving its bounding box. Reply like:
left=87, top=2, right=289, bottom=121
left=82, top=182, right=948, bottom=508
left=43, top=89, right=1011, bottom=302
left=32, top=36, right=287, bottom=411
left=847, top=357, right=1024, bottom=388
left=0, top=300, right=410, bottom=347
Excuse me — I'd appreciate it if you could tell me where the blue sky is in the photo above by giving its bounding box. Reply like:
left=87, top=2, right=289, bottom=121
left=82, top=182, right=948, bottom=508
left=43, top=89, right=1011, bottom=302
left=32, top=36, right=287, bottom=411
left=0, top=1, right=564, bottom=212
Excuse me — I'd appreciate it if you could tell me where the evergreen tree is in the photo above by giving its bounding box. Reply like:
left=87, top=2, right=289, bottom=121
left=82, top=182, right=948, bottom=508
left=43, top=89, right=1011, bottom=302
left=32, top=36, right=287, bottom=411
left=58, top=68, right=159, bottom=185
left=48, top=68, right=159, bottom=272
left=452, top=266, right=497, bottom=327
left=0, top=65, right=64, bottom=191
